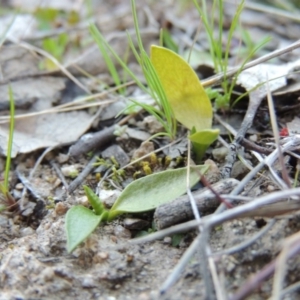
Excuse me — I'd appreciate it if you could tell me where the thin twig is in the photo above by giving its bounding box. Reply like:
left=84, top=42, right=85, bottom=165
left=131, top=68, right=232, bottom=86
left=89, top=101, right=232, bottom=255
left=50, top=160, right=69, bottom=190
left=266, top=77, right=291, bottom=189
left=221, top=89, right=265, bottom=178
left=67, top=153, right=101, bottom=194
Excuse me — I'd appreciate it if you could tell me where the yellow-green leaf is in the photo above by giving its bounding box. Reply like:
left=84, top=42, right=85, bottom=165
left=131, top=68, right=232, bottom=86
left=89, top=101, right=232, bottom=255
left=107, top=165, right=209, bottom=220
left=189, top=129, right=220, bottom=162
left=150, top=45, right=212, bottom=131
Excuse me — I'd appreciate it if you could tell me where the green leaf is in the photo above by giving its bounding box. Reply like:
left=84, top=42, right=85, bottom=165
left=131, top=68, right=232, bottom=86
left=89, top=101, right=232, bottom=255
left=150, top=45, right=213, bottom=131
left=108, top=165, right=209, bottom=220
left=65, top=206, right=103, bottom=253
left=83, top=185, right=105, bottom=215
left=189, top=129, right=220, bottom=162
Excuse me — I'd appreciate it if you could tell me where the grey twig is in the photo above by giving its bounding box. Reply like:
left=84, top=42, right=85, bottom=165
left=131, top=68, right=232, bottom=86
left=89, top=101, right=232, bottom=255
left=50, top=160, right=69, bottom=190
left=67, top=153, right=100, bottom=194
left=68, top=125, right=116, bottom=157
left=221, top=89, right=264, bottom=179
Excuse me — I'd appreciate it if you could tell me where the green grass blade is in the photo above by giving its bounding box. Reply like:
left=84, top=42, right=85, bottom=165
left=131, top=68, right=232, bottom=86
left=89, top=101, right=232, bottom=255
left=5, top=85, right=15, bottom=190
left=90, top=25, right=124, bottom=94
left=89, top=24, right=147, bottom=94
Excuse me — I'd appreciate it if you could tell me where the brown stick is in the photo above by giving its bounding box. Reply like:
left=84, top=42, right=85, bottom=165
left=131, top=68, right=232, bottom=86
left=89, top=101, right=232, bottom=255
left=154, top=178, right=240, bottom=230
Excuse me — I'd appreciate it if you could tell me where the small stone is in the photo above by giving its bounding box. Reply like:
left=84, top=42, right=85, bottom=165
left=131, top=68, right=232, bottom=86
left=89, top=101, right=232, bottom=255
left=267, top=185, right=275, bottom=192
left=40, top=267, right=55, bottom=282
left=57, top=153, right=69, bottom=164
left=132, top=141, right=155, bottom=160
left=93, top=252, right=109, bottom=264
left=138, top=292, right=150, bottom=300
left=163, top=236, right=172, bottom=244
left=21, top=201, right=36, bottom=217
left=20, top=227, right=35, bottom=237
left=125, top=127, right=151, bottom=141
left=231, top=160, right=251, bottom=179
left=143, top=115, right=164, bottom=134
left=212, top=147, right=229, bottom=162
left=101, top=144, right=130, bottom=167
left=204, top=159, right=220, bottom=184
left=61, top=165, right=79, bottom=178
left=249, top=134, right=258, bottom=142
left=12, top=189, right=22, bottom=200
left=77, top=196, right=89, bottom=207
left=225, top=260, right=236, bottom=273
left=114, top=225, right=131, bottom=239
left=123, top=218, right=149, bottom=230
left=15, top=183, right=24, bottom=190
left=99, top=189, right=121, bottom=209
left=55, top=202, right=68, bottom=215
left=0, top=214, right=8, bottom=226
left=81, top=275, right=96, bottom=288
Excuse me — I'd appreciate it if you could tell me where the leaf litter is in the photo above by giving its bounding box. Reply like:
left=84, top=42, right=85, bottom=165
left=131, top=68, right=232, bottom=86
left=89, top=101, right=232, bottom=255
left=1, top=1, right=300, bottom=300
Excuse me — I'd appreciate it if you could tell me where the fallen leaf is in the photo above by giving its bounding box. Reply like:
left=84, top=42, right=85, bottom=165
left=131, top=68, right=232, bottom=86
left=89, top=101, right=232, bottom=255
left=0, top=77, right=94, bottom=157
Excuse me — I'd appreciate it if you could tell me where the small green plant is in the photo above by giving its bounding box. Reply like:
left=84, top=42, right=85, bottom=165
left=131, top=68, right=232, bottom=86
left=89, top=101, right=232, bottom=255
left=193, top=0, right=270, bottom=109
left=150, top=45, right=219, bottom=161
left=90, top=0, right=219, bottom=159
left=0, top=86, right=16, bottom=212
left=35, top=8, right=80, bottom=70
left=89, top=0, right=177, bottom=139
left=65, top=165, right=209, bottom=252
left=41, top=33, right=69, bottom=70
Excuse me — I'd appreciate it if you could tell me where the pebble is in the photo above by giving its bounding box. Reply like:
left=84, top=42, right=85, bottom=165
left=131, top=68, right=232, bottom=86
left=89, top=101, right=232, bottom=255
left=267, top=185, right=275, bottom=192
left=143, top=115, right=164, bottom=134
left=93, top=252, right=109, bottom=264
left=57, top=153, right=69, bottom=164
left=123, top=218, right=149, bottom=230
left=231, top=160, right=250, bottom=179
left=81, top=275, right=96, bottom=288
left=77, top=196, right=89, bottom=207
left=163, top=236, right=172, bottom=244
left=15, top=183, right=24, bottom=190
left=113, top=225, right=131, bottom=239
left=99, top=189, right=121, bottom=209
left=20, top=227, right=35, bottom=237
left=55, top=202, right=68, bottom=215
left=0, top=214, right=8, bottom=226
left=132, top=141, right=155, bottom=160
left=212, top=147, right=229, bottom=162
left=249, top=134, right=258, bottom=142
left=61, top=165, right=79, bottom=178
left=40, top=267, right=55, bottom=282
left=101, top=144, right=130, bottom=167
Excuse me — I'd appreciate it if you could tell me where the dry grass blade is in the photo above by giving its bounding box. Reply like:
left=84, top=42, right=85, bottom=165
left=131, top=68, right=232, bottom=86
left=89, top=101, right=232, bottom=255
left=266, top=76, right=291, bottom=189
left=12, top=40, right=91, bottom=94
left=272, top=231, right=300, bottom=300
